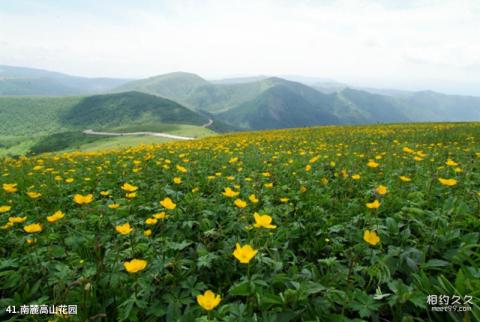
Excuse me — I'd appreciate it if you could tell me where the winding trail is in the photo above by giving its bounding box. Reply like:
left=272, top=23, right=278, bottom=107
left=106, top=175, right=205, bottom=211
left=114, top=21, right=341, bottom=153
left=82, top=129, right=195, bottom=140
left=202, top=119, right=214, bottom=127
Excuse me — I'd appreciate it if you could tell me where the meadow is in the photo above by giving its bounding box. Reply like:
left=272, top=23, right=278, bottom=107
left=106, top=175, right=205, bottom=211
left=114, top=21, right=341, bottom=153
left=0, top=123, right=479, bottom=321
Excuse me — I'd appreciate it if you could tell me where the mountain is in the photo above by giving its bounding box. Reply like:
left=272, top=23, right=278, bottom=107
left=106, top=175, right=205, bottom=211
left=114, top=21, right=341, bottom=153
left=116, top=72, right=480, bottom=130
left=217, top=85, right=338, bottom=129
left=60, top=91, right=209, bottom=129
left=0, top=65, right=130, bottom=96
left=114, top=72, right=209, bottom=105
left=0, top=91, right=218, bottom=155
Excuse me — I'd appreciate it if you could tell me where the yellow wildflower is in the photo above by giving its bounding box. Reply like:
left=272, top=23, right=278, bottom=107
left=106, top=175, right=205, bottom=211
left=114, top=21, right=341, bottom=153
left=232, top=243, right=257, bottom=264
left=115, top=223, right=133, bottom=235
left=248, top=194, right=259, bottom=203
left=73, top=194, right=94, bottom=205
left=124, top=259, right=147, bottom=273
left=3, top=183, right=17, bottom=193
left=27, top=191, right=41, bottom=199
left=222, top=187, right=239, bottom=197
left=24, top=223, right=43, bottom=233
left=197, top=290, right=221, bottom=311
left=376, top=185, right=388, bottom=195
left=363, top=230, right=380, bottom=246
left=366, top=200, right=381, bottom=209
left=438, top=178, right=457, bottom=186
left=234, top=199, right=247, bottom=208
left=0, top=205, right=11, bottom=213
left=253, top=213, right=276, bottom=229
left=121, top=183, right=138, bottom=192
left=160, top=197, right=176, bottom=210
left=47, top=210, right=65, bottom=223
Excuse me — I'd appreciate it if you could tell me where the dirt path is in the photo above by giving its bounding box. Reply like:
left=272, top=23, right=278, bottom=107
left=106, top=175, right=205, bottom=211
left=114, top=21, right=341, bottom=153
left=82, top=129, right=194, bottom=140
left=202, top=119, right=213, bottom=127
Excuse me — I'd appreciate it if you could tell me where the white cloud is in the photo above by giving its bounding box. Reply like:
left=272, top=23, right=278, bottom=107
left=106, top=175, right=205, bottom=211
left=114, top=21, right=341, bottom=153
left=0, top=0, right=478, bottom=93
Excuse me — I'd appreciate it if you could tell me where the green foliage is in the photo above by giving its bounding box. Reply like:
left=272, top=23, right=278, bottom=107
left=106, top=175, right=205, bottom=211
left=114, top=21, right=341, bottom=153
left=29, top=132, right=111, bottom=155
left=60, top=91, right=209, bottom=128
left=0, top=123, right=479, bottom=321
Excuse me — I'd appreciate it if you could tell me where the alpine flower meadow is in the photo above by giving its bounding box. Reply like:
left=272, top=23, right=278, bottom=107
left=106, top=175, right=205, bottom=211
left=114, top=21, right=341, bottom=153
left=0, top=123, right=479, bottom=321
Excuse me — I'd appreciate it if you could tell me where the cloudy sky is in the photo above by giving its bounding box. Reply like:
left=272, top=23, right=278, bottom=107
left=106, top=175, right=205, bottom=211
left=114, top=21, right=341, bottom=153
left=0, top=0, right=479, bottom=94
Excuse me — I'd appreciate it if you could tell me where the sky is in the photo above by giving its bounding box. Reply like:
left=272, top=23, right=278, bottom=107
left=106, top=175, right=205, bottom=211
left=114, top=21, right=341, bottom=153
left=0, top=0, right=479, bottom=95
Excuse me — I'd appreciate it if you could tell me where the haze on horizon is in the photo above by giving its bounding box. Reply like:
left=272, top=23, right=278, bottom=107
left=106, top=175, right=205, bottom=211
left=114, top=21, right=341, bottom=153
left=1, top=0, right=479, bottom=95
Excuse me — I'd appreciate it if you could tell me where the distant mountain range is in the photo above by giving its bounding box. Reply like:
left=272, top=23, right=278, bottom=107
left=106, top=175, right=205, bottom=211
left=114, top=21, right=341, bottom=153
left=0, top=65, right=131, bottom=96
left=115, top=71, right=480, bottom=130
left=1, top=65, right=480, bottom=131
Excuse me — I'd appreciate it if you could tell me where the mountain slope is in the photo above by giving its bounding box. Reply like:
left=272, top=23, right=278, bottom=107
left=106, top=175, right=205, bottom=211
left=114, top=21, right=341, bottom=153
left=0, top=65, right=130, bottom=96
left=0, top=91, right=215, bottom=156
left=60, top=91, right=209, bottom=129
left=217, top=85, right=339, bottom=129
left=114, top=72, right=209, bottom=105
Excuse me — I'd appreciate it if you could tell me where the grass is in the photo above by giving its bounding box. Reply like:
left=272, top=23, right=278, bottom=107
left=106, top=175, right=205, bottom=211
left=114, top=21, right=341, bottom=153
left=0, top=122, right=479, bottom=321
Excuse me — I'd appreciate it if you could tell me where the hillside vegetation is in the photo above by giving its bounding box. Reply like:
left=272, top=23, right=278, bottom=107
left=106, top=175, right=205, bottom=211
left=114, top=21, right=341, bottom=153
left=115, top=72, right=480, bottom=130
left=1, top=123, right=479, bottom=321
left=0, top=91, right=216, bottom=156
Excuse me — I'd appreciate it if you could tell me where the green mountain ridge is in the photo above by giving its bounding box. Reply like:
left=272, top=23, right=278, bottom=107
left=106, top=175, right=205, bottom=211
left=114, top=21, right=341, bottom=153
left=0, top=91, right=217, bottom=155
left=114, top=72, right=480, bottom=130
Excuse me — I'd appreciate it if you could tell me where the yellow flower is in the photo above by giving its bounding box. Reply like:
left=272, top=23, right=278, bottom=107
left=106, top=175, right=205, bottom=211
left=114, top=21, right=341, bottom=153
left=197, top=290, right=222, bottom=311
left=351, top=174, right=361, bottom=180
left=121, top=183, right=138, bottom=192
left=27, top=191, right=42, bottom=199
left=0, top=205, right=11, bottom=213
left=438, top=178, right=457, bottom=186
left=153, top=212, right=166, bottom=219
left=126, top=192, right=137, bottom=199
left=363, top=230, right=380, bottom=246
left=264, top=182, right=273, bottom=188
left=160, top=197, right=176, bottom=210
left=300, top=186, right=307, bottom=193
left=124, top=259, right=148, bottom=273
left=402, top=147, right=414, bottom=153
left=366, top=200, right=381, bottom=209
left=26, top=238, right=36, bottom=244
left=73, top=194, right=94, bottom=205
left=445, top=159, right=458, bottom=166
left=176, top=165, right=187, bottom=173
left=222, top=187, right=239, bottom=197
left=280, top=197, right=289, bottom=203
left=24, top=223, right=43, bottom=233
left=3, top=183, right=17, bottom=193
left=100, top=191, right=110, bottom=196
left=367, top=160, right=379, bottom=168
left=47, top=210, right=65, bottom=223
left=115, top=223, right=133, bottom=235
left=376, top=185, right=388, bottom=195
left=248, top=194, right=259, bottom=203
left=8, top=216, right=27, bottom=223
left=234, top=199, right=247, bottom=208
left=305, top=165, right=312, bottom=171
left=145, top=218, right=158, bottom=225
left=229, top=157, right=239, bottom=164
left=321, top=177, right=329, bottom=185
left=399, top=176, right=411, bottom=182
left=108, top=203, right=120, bottom=209
left=253, top=213, right=276, bottom=229
left=144, top=229, right=152, bottom=236
left=173, top=177, right=182, bottom=184
left=233, top=243, right=258, bottom=264
left=65, top=178, right=74, bottom=183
